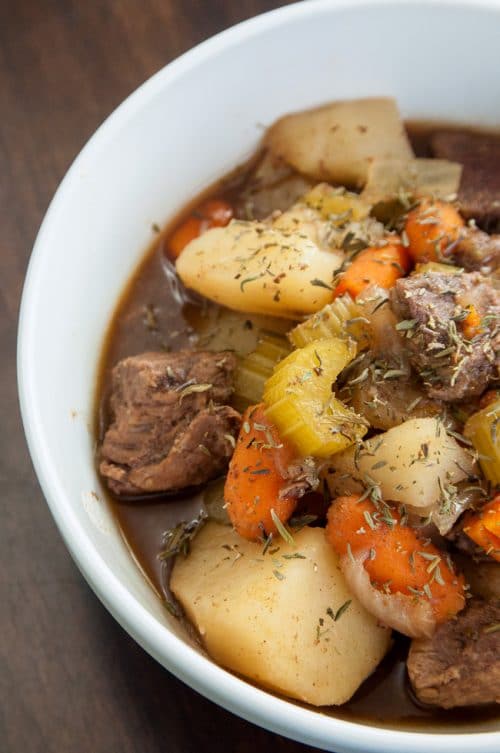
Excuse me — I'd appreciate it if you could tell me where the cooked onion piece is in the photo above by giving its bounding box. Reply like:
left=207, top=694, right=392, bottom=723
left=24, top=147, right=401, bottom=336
left=341, top=551, right=435, bottom=638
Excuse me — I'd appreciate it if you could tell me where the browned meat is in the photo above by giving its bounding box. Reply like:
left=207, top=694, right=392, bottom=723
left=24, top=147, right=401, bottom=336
left=407, top=598, right=500, bottom=708
left=342, top=357, right=443, bottom=430
left=279, top=456, right=320, bottom=500
left=431, top=130, right=500, bottom=231
left=453, top=226, right=500, bottom=273
left=99, top=351, right=241, bottom=495
left=391, top=271, right=500, bottom=401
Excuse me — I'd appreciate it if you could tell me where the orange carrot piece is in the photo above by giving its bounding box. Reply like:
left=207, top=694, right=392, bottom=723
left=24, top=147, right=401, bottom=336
left=333, top=239, right=410, bottom=299
left=167, top=198, right=233, bottom=259
left=198, top=198, right=234, bottom=227
left=168, top=216, right=203, bottom=259
left=224, top=404, right=298, bottom=542
left=463, top=496, right=500, bottom=563
left=326, top=495, right=465, bottom=623
left=404, top=199, right=464, bottom=263
left=479, top=389, right=500, bottom=410
left=461, top=304, right=482, bottom=340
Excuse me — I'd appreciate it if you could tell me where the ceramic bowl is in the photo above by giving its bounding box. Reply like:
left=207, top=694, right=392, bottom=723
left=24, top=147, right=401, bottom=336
left=18, top=1, right=500, bottom=750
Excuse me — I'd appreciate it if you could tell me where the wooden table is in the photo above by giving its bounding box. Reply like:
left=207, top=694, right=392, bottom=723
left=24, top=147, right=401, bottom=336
left=1, top=2, right=321, bottom=751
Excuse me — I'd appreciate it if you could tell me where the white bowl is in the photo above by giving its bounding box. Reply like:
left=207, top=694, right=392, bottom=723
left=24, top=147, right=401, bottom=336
left=18, top=1, right=500, bottom=750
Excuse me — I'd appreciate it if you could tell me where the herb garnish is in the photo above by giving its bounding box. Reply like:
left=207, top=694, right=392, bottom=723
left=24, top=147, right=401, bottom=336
left=310, top=278, right=333, bottom=291
left=159, top=510, right=207, bottom=560
left=270, top=508, right=295, bottom=546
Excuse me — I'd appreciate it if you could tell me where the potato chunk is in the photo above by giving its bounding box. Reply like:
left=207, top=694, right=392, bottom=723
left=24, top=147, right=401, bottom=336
left=176, top=220, right=342, bottom=318
left=264, top=97, right=413, bottom=188
left=171, top=522, right=391, bottom=706
left=326, top=418, right=476, bottom=513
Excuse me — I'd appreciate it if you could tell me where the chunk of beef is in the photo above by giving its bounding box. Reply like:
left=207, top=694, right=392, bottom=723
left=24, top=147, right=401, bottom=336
left=391, top=271, right=500, bottom=401
left=407, top=597, right=500, bottom=708
left=453, top=226, right=500, bottom=274
left=343, top=357, right=443, bottom=431
left=99, top=351, right=241, bottom=496
left=279, top=456, right=320, bottom=500
left=431, top=130, right=500, bottom=231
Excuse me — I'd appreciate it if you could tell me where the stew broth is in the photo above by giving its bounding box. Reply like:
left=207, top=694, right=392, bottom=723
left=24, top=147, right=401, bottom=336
left=95, top=123, right=499, bottom=730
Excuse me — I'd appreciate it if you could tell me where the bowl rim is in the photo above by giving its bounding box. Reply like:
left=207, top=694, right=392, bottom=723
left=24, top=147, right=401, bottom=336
left=18, top=0, right=500, bottom=750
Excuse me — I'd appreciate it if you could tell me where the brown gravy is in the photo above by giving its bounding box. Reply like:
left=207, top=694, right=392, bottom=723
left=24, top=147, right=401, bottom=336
left=95, top=123, right=499, bottom=730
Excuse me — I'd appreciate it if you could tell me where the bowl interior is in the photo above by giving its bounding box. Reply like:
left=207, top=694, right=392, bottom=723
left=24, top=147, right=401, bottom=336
left=18, top=1, right=500, bottom=751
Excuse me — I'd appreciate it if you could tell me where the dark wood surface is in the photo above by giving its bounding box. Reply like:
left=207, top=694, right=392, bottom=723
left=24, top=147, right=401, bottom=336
left=1, top=2, right=321, bottom=752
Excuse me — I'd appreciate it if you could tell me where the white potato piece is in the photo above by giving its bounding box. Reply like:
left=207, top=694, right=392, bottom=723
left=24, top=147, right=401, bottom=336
left=326, top=418, right=476, bottom=511
left=362, top=158, right=462, bottom=204
left=171, top=522, right=391, bottom=706
left=264, top=97, right=414, bottom=188
left=176, top=220, right=343, bottom=319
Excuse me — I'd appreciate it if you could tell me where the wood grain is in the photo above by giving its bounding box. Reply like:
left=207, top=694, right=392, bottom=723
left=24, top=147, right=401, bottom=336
left=0, top=2, right=319, bottom=751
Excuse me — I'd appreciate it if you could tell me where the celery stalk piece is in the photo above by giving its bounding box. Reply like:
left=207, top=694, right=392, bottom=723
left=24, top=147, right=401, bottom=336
left=464, top=398, right=500, bottom=486
left=263, top=338, right=367, bottom=457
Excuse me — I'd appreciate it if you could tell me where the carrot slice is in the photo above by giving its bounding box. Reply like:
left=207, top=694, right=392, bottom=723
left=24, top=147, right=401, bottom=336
left=461, top=303, right=483, bottom=340
left=463, top=496, right=500, bottom=563
left=333, top=239, right=410, bottom=299
left=404, top=199, right=464, bottom=263
left=224, top=404, right=298, bottom=541
left=326, top=495, right=465, bottom=623
left=167, top=198, right=233, bottom=259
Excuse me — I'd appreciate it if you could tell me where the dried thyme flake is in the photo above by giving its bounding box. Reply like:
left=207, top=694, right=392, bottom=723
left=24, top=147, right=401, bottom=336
left=347, top=542, right=355, bottom=564
left=432, top=565, right=445, bottom=586
left=423, top=583, right=433, bottom=599
left=445, top=428, right=473, bottom=446
left=395, top=319, right=418, bottom=331
left=363, top=509, right=377, bottom=530
left=334, top=600, right=352, bottom=621
left=240, top=274, right=263, bottom=292
left=270, top=508, right=295, bottom=546
left=178, top=382, right=212, bottom=400
left=349, top=367, right=370, bottom=386
left=261, top=531, right=274, bottom=555
left=310, top=278, right=334, bottom=291
left=383, top=369, right=407, bottom=380
left=158, top=511, right=207, bottom=560
left=273, top=569, right=286, bottom=581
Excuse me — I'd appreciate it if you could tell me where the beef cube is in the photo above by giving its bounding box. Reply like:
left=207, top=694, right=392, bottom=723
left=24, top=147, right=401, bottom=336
left=99, top=350, right=240, bottom=496
left=453, top=226, right=500, bottom=274
left=431, top=130, right=500, bottom=231
left=391, top=271, right=500, bottom=401
left=407, top=597, right=500, bottom=708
